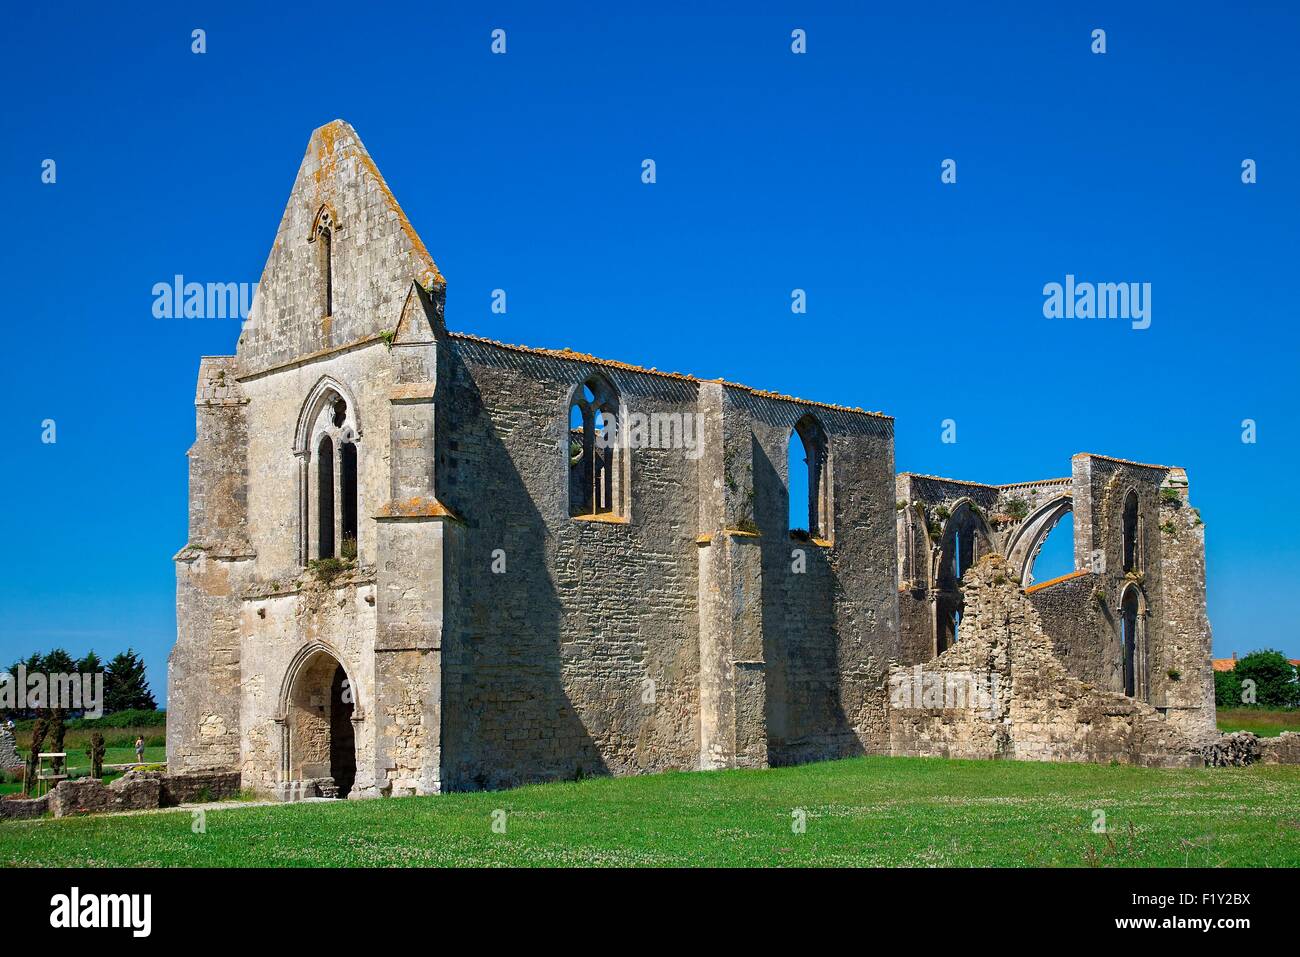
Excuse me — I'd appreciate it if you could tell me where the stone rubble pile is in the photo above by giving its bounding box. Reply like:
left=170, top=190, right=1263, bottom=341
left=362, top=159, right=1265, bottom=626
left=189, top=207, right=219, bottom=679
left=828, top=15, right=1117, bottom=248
left=1200, top=730, right=1262, bottom=767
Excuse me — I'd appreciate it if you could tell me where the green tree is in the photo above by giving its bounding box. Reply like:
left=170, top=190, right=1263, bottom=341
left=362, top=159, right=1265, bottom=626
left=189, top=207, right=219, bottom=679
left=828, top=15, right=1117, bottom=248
left=103, top=649, right=157, bottom=714
left=1214, top=668, right=1244, bottom=708
left=41, top=648, right=76, bottom=675
left=1234, top=649, right=1300, bottom=708
left=77, top=650, right=103, bottom=676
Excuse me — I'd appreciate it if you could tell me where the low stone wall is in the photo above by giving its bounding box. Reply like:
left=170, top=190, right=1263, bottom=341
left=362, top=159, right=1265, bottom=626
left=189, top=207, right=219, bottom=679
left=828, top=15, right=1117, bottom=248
left=41, top=769, right=243, bottom=818
left=0, top=794, right=49, bottom=820
left=48, top=771, right=162, bottom=818
left=1259, top=732, right=1300, bottom=765
left=160, top=770, right=242, bottom=806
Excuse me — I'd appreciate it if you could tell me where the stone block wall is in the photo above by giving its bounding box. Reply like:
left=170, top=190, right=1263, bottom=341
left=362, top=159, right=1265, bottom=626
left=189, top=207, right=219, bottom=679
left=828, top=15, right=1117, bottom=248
left=239, top=570, right=377, bottom=795
left=437, top=343, right=706, bottom=788
left=168, top=356, right=254, bottom=773
left=1260, top=732, right=1300, bottom=765
left=746, top=391, right=899, bottom=763
left=889, top=556, right=1201, bottom=767
left=0, top=795, right=49, bottom=820
left=1027, top=571, right=1117, bottom=688
left=430, top=339, right=898, bottom=786
left=160, top=770, right=242, bottom=806
left=49, top=772, right=163, bottom=818
left=16, top=770, right=243, bottom=819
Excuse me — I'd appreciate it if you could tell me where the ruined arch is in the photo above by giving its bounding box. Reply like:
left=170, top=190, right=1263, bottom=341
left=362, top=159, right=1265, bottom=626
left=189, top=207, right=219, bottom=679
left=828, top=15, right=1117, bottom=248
left=789, top=414, right=831, bottom=541
left=932, top=499, right=994, bottom=589
left=277, top=642, right=361, bottom=798
left=567, top=371, right=626, bottom=518
left=932, top=500, right=994, bottom=653
left=1006, top=494, right=1074, bottom=585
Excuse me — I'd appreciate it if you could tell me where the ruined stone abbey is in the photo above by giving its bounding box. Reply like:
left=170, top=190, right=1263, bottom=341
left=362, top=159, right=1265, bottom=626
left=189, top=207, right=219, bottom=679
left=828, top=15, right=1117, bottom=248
left=167, top=121, right=1216, bottom=799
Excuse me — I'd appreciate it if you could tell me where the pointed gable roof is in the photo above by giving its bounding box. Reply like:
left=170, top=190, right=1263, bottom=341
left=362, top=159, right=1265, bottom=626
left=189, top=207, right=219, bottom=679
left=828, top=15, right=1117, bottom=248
left=235, top=120, right=444, bottom=377
left=392, top=281, right=446, bottom=345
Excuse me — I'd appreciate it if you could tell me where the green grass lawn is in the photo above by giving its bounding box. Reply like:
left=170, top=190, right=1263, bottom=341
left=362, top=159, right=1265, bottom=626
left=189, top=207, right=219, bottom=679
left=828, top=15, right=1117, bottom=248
left=3, top=756, right=1298, bottom=867
left=1217, top=708, right=1300, bottom=737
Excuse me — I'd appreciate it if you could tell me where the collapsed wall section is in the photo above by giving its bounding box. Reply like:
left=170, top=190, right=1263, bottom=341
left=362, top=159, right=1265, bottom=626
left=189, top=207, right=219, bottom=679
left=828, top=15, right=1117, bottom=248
left=888, top=555, right=1201, bottom=767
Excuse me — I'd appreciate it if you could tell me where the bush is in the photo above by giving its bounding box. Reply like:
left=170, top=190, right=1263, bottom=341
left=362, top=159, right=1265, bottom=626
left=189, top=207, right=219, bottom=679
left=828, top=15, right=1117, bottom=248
left=1235, top=650, right=1300, bottom=708
left=1216, top=651, right=1300, bottom=708
left=308, top=557, right=349, bottom=583
left=1215, top=668, right=1242, bottom=708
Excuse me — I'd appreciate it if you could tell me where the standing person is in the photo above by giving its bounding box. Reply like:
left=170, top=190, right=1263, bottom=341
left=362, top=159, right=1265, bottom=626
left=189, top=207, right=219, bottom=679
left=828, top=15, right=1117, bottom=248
left=134, top=735, right=145, bottom=765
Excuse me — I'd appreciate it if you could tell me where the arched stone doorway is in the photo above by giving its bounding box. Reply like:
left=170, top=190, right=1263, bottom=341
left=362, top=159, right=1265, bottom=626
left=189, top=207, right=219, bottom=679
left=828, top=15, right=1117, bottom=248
left=281, top=647, right=357, bottom=799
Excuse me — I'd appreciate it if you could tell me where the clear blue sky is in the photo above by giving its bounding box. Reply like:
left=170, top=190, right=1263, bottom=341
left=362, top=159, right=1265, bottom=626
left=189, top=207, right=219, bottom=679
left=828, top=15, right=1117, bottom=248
left=3, top=2, right=1297, bottom=702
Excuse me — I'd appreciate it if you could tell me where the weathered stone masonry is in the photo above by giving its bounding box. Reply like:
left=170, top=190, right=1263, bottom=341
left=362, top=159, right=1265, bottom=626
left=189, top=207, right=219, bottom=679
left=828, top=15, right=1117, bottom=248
left=893, top=455, right=1217, bottom=760
left=168, top=121, right=1215, bottom=797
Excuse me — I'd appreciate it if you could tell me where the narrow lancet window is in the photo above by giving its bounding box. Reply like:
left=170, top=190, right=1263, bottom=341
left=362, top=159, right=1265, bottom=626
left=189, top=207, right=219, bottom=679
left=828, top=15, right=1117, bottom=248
left=318, top=435, right=335, bottom=559
left=789, top=415, right=830, bottom=540
left=1122, top=489, right=1140, bottom=573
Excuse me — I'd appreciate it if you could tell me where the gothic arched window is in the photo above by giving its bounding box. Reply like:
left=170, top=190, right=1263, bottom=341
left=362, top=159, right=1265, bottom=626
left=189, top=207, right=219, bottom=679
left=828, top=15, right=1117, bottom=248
left=310, top=206, right=336, bottom=319
left=295, top=380, right=361, bottom=565
left=1120, top=584, right=1144, bottom=699
left=568, top=373, right=624, bottom=518
left=1122, top=489, right=1140, bottom=573
left=317, top=435, right=336, bottom=559
left=789, top=414, right=831, bottom=541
